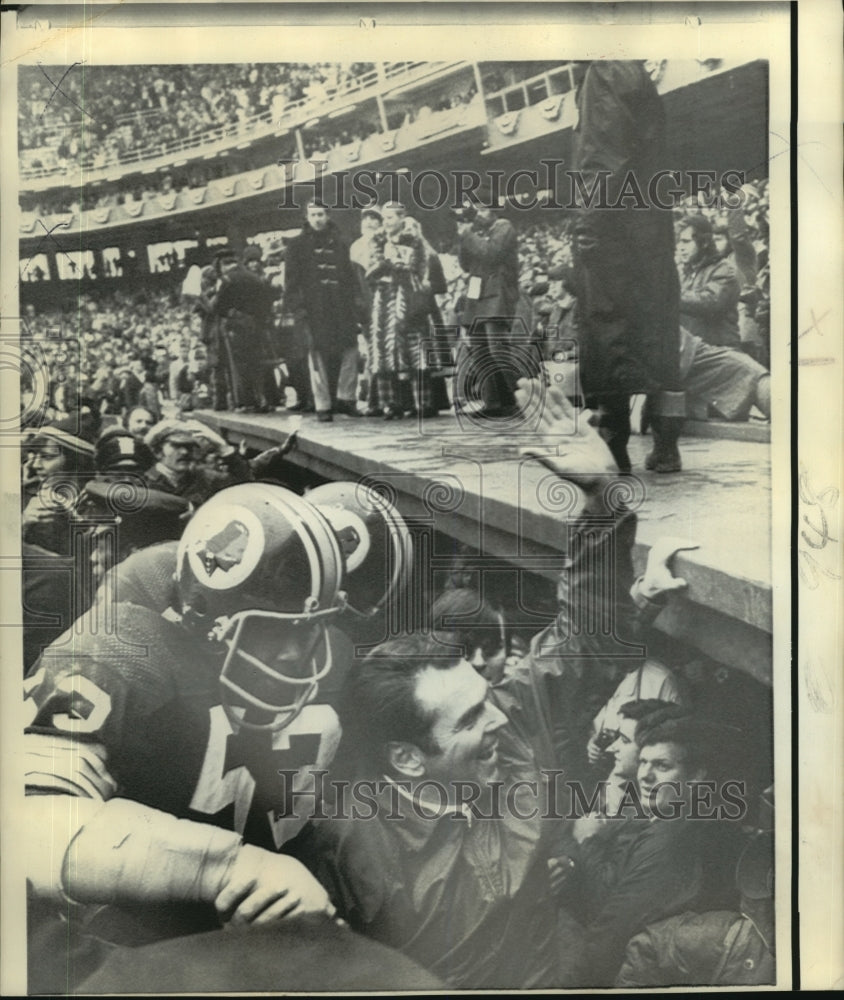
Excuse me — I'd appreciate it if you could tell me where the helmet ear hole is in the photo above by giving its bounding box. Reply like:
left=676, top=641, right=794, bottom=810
left=308, top=481, right=412, bottom=618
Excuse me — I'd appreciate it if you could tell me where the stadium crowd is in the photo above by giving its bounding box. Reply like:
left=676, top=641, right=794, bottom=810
left=19, top=62, right=377, bottom=168
left=18, top=59, right=775, bottom=994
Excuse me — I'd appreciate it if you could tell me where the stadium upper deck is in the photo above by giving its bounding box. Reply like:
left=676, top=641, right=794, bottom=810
left=18, top=57, right=767, bottom=256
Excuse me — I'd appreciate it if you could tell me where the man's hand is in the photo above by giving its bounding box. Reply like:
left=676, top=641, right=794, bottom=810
left=215, top=847, right=336, bottom=927
left=586, top=733, right=608, bottom=765
left=638, top=536, right=700, bottom=601
left=515, top=378, right=616, bottom=489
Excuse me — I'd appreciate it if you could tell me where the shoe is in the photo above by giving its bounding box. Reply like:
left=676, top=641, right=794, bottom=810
left=362, top=407, right=381, bottom=417
left=316, top=411, right=334, bottom=423
left=334, top=400, right=362, bottom=417
left=383, top=406, right=403, bottom=421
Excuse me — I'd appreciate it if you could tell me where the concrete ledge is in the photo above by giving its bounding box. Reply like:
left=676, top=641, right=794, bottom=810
left=196, top=410, right=772, bottom=661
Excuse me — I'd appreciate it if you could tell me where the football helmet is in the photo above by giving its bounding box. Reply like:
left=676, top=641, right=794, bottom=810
left=176, top=483, right=345, bottom=731
left=307, top=480, right=413, bottom=617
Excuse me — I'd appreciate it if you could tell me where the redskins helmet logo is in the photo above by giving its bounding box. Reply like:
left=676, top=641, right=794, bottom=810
left=185, top=504, right=265, bottom=590
left=198, top=520, right=249, bottom=576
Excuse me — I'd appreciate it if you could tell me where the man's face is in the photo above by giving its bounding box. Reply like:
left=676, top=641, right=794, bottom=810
left=28, top=445, right=65, bottom=480
left=307, top=205, right=329, bottom=231
left=159, top=438, right=195, bottom=473
left=225, top=615, right=327, bottom=719
left=713, top=233, right=730, bottom=258
left=676, top=227, right=698, bottom=265
left=381, top=208, right=405, bottom=236
left=607, top=716, right=640, bottom=779
left=414, top=659, right=508, bottom=787
left=127, top=408, right=155, bottom=436
left=637, top=740, right=701, bottom=813
left=362, top=214, right=382, bottom=235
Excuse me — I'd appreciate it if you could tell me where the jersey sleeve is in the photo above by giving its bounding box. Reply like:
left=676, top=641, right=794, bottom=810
left=24, top=604, right=180, bottom=762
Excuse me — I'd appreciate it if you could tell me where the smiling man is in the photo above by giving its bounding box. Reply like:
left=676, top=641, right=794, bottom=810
left=299, top=632, right=576, bottom=990
left=296, top=380, right=683, bottom=988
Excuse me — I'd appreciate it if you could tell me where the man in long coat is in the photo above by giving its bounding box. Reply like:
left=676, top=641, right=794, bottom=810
left=571, top=60, right=685, bottom=472
left=284, top=201, right=362, bottom=422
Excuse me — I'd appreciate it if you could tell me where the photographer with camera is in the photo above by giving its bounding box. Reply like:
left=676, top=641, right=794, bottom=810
left=454, top=185, right=535, bottom=419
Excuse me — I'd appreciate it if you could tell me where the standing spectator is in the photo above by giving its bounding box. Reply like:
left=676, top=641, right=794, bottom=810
left=571, top=60, right=685, bottom=473
left=349, top=206, right=384, bottom=415
left=676, top=215, right=741, bottom=349
left=210, top=247, right=277, bottom=413
left=455, top=188, right=528, bottom=418
left=241, top=244, right=282, bottom=410
left=168, top=341, right=192, bottom=409
left=284, top=201, right=362, bottom=422
left=364, top=202, right=432, bottom=419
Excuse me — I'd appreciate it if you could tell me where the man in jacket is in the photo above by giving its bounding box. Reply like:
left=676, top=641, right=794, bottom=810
left=284, top=201, right=363, bottom=422
left=677, top=215, right=742, bottom=349
left=210, top=247, right=277, bottom=413
left=456, top=192, right=531, bottom=418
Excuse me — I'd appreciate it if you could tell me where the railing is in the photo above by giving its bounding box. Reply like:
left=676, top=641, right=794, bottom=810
left=19, top=61, right=459, bottom=188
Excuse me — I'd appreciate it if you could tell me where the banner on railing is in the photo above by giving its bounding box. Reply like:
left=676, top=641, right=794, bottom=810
left=380, top=131, right=397, bottom=152
left=540, top=96, right=563, bottom=121
left=19, top=214, right=36, bottom=234
left=92, top=206, right=111, bottom=224
left=343, top=141, right=362, bottom=163
left=190, top=187, right=207, bottom=205
left=494, top=110, right=521, bottom=136
left=123, top=200, right=143, bottom=218
left=249, top=170, right=266, bottom=190
left=219, top=178, right=237, bottom=197
left=51, top=212, right=76, bottom=229
left=158, top=191, right=177, bottom=211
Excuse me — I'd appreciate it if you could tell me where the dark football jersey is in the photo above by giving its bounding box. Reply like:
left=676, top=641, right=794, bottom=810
left=25, top=602, right=344, bottom=852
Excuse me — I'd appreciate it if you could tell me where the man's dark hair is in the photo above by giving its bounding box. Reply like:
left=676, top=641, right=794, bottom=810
left=338, top=633, right=462, bottom=777
left=618, top=698, right=688, bottom=736
left=430, top=587, right=504, bottom=661
left=636, top=715, right=716, bottom=777
left=680, top=213, right=716, bottom=257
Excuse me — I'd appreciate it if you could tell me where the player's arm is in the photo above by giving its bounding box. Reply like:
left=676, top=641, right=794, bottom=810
left=25, top=795, right=335, bottom=925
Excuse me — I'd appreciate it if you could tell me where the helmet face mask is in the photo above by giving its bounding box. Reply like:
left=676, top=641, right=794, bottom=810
left=217, top=609, right=336, bottom=732
left=176, top=484, right=346, bottom=732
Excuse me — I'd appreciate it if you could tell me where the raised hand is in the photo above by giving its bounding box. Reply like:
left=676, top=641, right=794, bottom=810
left=638, top=536, right=700, bottom=601
left=514, top=377, right=616, bottom=489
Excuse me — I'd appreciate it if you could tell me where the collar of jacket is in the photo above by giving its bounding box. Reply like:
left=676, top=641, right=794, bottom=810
left=377, top=775, right=475, bottom=851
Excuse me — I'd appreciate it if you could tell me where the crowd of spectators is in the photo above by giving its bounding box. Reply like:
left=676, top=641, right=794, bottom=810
left=19, top=62, right=377, bottom=168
